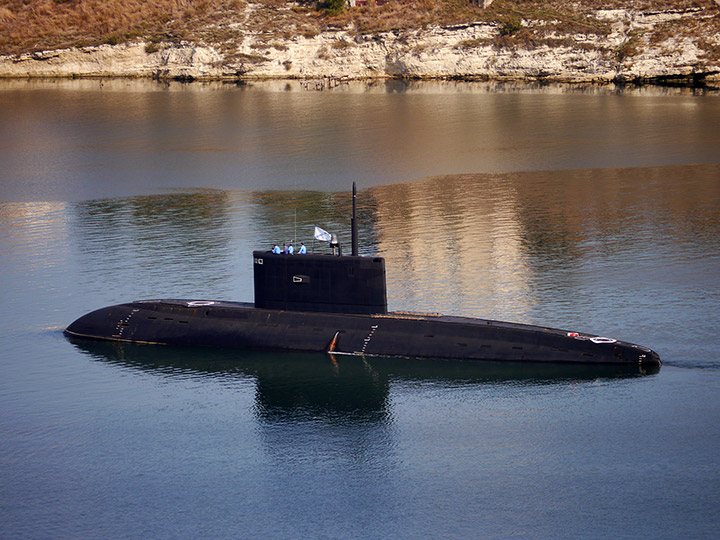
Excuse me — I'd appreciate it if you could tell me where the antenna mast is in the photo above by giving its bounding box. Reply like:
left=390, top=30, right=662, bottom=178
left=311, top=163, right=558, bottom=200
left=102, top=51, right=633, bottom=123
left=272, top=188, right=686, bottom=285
left=351, top=182, right=358, bottom=256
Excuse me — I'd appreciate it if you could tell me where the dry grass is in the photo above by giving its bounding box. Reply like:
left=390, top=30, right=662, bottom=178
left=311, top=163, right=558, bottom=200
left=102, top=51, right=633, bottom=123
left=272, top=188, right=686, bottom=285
left=0, top=0, right=245, bottom=55
left=326, top=0, right=455, bottom=34
left=1, top=0, right=718, bottom=57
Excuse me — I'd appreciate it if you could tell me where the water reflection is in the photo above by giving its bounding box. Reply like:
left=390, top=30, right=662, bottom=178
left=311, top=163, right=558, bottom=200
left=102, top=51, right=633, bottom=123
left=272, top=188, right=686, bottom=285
left=0, top=201, right=76, bottom=325
left=369, top=164, right=720, bottom=328
left=73, top=190, right=231, bottom=258
left=69, top=339, right=658, bottom=422
left=3, top=79, right=719, bottom=203
left=68, top=191, right=237, bottom=297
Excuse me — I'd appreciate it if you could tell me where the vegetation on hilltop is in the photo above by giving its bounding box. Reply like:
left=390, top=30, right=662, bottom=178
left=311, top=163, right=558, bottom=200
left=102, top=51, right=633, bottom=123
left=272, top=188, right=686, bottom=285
left=0, top=0, right=717, bottom=58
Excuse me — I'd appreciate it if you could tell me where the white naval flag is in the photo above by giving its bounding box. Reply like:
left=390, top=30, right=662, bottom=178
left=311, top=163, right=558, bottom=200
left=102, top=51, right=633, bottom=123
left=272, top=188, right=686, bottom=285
left=314, top=226, right=332, bottom=242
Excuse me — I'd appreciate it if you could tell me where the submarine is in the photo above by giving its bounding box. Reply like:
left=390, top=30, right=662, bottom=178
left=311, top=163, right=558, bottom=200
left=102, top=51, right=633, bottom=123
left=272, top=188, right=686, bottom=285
left=65, top=184, right=661, bottom=367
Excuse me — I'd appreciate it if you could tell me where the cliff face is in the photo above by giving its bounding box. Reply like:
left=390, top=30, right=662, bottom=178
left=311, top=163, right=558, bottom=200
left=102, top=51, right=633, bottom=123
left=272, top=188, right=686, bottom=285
left=1, top=5, right=718, bottom=85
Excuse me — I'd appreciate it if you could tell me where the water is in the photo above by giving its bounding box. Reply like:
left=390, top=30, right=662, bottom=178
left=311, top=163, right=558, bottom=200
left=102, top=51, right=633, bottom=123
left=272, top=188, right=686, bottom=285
left=1, top=79, right=719, bottom=539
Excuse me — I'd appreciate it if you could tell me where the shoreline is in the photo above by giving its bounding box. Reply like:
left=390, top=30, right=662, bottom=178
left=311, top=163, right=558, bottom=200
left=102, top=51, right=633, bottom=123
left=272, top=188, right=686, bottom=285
left=1, top=74, right=716, bottom=98
left=0, top=70, right=716, bottom=89
left=2, top=5, right=719, bottom=91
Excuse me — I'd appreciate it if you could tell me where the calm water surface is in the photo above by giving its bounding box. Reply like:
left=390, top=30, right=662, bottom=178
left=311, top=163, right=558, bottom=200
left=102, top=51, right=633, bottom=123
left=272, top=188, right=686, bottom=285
left=1, top=79, right=719, bottom=539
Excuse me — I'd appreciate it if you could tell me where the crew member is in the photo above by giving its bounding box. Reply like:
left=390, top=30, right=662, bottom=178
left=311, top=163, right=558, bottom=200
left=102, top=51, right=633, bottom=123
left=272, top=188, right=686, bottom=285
left=272, top=244, right=281, bottom=254
left=298, top=242, right=307, bottom=254
left=288, top=243, right=294, bottom=255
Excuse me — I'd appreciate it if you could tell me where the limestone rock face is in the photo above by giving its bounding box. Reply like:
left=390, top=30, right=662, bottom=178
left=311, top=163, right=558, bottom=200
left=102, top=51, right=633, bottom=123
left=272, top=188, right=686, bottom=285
left=1, top=43, right=227, bottom=79
left=1, top=7, right=718, bottom=84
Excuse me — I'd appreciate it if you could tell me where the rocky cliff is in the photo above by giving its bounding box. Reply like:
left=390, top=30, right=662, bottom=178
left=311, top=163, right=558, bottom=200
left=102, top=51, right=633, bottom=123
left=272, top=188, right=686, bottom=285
left=1, top=4, right=718, bottom=86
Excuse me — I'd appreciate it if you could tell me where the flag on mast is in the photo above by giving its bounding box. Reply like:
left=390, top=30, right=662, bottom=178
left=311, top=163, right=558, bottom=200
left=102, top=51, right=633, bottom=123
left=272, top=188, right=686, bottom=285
left=314, top=226, right=332, bottom=242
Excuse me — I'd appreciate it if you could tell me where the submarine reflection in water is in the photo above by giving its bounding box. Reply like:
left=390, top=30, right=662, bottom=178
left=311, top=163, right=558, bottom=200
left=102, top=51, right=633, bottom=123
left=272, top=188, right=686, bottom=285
left=69, top=340, right=660, bottom=422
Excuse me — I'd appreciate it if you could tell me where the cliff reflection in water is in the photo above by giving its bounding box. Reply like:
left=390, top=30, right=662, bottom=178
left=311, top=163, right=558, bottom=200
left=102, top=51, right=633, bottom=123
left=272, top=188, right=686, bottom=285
left=369, top=163, right=720, bottom=325
left=69, top=190, right=238, bottom=297
left=69, top=340, right=657, bottom=425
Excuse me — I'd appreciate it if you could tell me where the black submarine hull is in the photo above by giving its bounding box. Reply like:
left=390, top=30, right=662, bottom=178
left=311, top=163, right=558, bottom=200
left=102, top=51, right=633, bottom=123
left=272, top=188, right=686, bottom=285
left=64, top=299, right=661, bottom=366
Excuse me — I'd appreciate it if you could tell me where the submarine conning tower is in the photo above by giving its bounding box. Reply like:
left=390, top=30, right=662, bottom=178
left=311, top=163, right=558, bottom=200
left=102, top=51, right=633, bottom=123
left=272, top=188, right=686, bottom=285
left=253, top=182, right=387, bottom=316
left=252, top=251, right=387, bottom=315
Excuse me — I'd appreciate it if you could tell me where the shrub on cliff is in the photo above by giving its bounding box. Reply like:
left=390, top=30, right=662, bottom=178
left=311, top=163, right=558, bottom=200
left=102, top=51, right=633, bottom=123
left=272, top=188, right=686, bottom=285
left=499, top=17, right=522, bottom=36
left=319, top=0, right=345, bottom=15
